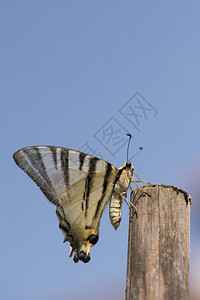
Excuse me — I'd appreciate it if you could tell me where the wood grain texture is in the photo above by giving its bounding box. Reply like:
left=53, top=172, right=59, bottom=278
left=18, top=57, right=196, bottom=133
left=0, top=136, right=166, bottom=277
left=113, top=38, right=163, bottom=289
left=126, top=184, right=191, bottom=300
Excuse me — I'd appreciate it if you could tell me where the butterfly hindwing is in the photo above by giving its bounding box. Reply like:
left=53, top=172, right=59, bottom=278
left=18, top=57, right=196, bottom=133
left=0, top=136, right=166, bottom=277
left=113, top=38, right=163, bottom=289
left=13, top=146, right=120, bottom=263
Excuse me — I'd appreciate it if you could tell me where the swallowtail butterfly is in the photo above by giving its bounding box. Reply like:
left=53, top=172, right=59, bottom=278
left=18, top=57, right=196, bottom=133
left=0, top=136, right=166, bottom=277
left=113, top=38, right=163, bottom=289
left=13, top=136, right=144, bottom=263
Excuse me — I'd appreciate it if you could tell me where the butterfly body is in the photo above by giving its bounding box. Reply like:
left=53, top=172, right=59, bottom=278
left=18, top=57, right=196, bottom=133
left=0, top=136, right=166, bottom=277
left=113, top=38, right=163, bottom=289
left=109, top=163, right=133, bottom=229
left=13, top=146, right=134, bottom=263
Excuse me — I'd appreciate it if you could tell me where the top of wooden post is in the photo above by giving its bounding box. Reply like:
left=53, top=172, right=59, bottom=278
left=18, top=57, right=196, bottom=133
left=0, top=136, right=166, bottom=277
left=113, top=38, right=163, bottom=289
left=126, top=184, right=191, bottom=300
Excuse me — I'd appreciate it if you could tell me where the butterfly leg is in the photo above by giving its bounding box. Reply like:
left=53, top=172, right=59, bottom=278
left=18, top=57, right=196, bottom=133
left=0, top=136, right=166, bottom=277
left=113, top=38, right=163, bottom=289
left=133, top=171, right=151, bottom=185
left=131, top=176, right=151, bottom=196
left=120, top=192, right=138, bottom=217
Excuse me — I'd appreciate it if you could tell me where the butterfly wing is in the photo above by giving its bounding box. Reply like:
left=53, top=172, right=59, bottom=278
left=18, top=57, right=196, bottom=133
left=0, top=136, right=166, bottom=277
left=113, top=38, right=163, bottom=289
left=13, top=146, right=118, bottom=263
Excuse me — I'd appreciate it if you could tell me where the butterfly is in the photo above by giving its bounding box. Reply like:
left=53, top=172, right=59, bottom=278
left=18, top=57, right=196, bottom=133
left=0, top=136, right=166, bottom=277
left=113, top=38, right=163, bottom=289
left=13, top=136, right=145, bottom=263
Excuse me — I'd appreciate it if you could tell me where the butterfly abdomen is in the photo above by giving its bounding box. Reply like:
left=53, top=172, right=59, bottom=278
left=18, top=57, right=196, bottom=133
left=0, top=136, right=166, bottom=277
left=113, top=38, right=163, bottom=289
left=109, top=192, right=122, bottom=230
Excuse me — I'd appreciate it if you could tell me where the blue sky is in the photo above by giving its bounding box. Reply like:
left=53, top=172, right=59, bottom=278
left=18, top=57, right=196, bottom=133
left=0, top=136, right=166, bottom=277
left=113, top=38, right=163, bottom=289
left=1, top=1, right=200, bottom=299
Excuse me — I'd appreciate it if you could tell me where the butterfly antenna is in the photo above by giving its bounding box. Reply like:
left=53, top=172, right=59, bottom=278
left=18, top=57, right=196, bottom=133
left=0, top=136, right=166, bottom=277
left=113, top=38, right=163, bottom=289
left=126, top=134, right=132, bottom=161
left=129, top=147, right=143, bottom=160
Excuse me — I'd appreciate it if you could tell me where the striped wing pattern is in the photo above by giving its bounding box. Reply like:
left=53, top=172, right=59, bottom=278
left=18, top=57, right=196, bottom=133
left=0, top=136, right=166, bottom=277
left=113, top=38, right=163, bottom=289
left=14, top=146, right=133, bottom=263
left=14, top=146, right=134, bottom=263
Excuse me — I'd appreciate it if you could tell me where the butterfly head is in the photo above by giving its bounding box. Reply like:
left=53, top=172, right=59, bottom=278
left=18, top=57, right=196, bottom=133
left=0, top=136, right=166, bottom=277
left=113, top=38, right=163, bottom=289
left=126, top=160, right=134, bottom=169
left=125, top=161, right=134, bottom=176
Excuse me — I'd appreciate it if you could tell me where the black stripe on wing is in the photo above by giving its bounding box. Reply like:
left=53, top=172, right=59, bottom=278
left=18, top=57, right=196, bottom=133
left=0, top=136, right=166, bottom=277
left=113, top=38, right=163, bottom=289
left=94, top=162, right=113, bottom=219
left=51, top=148, right=58, bottom=170
left=60, top=150, right=69, bottom=190
left=83, top=156, right=99, bottom=217
left=79, top=152, right=86, bottom=170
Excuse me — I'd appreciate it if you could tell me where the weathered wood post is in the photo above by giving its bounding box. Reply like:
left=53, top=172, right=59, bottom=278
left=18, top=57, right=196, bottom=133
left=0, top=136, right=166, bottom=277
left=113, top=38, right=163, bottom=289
left=126, top=184, right=192, bottom=300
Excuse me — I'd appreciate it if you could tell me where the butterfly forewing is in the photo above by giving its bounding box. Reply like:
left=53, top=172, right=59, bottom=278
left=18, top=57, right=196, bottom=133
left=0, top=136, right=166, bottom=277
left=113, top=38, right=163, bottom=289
left=13, top=146, right=120, bottom=263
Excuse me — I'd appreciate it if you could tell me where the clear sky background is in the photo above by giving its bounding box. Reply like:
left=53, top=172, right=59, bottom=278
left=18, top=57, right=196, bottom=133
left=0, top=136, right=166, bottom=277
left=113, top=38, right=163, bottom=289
left=1, top=1, right=200, bottom=299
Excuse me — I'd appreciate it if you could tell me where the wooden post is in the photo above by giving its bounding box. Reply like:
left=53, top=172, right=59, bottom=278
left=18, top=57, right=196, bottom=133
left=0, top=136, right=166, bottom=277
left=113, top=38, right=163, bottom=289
left=126, top=184, right=192, bottom=300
